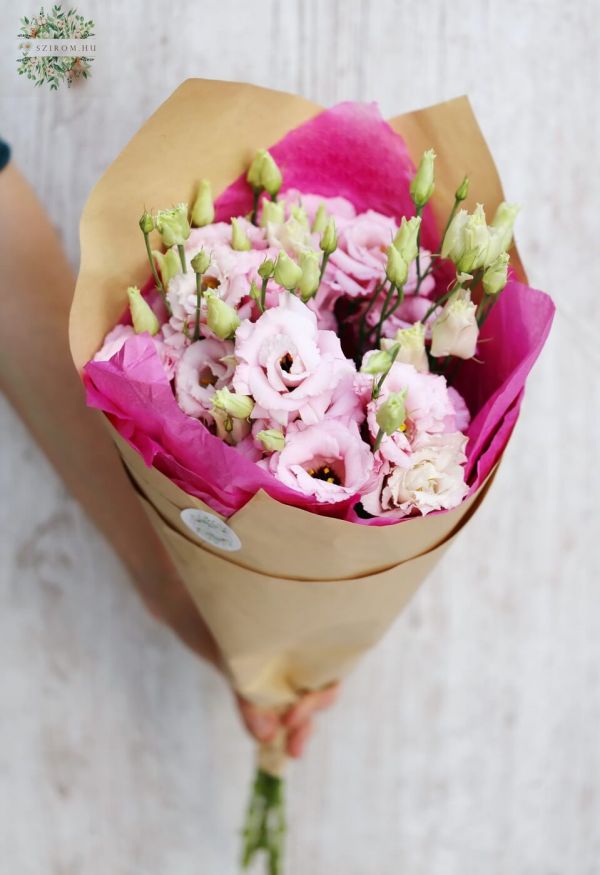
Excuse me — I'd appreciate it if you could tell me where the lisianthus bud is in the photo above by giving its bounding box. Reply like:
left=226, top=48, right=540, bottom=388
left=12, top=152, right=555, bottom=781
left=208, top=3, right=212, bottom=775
left=361, top=348, right=394, bottom=375
left=260, top=150, right=283, bottom=198
left=274, top=251, right=302, bottom=290
left=410, top=149, right=436, bottom=208
left=482, top=251, right=510, bottom=296
left=442, top=204, right=490, bottom=273
left=382, top=322, right=429, bottom=372
left=247, top=150, right=265, bottom=190
left=155, top=204, right=191, bottom=247
left=260, top=200, right=285, bottom=227
left=319, top=217, right=338, bottom=255
left=376, top=390, right=407, bottom=435
left=298, top=250, right=321, bottom=301
left=139, top=210, right=154, bottom=234
left=256, top=428, right=286, bottom=452
left=206, top=294, right=241, bottom=339
left=212, top=387, right=254, bottom=419
left=190, top=179, right=215, bottom=228
left=153, top=248, right=181, bottom=287
left=393, top=216, right=421, bottom=264
left=430, top=287, right=478, bottom=359
left=258, top=258, right=275, bottom=279
left=455, top=175, right=469, bottom=202
left=190, top=248, right=211, bottom=275
left=247, top=149, right=282, bottom=198
left=231, top=217, right=252, bottom=251
left=385, top=245, right=408, bottom=287
left=312, top=203, right=328, bottom=234
left=291, top=204, right=309, bottom=227
left=491, top=201, right=520, bottom=252
left=127, top=286, right=160, bottom=336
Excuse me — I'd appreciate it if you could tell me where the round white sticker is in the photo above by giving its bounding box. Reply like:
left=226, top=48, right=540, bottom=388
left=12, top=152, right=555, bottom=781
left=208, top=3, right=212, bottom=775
left=180, top=508, right=242, bottom=552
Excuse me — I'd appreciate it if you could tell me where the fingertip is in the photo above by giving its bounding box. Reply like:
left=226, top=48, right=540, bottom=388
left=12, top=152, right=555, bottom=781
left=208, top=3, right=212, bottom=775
left=286, top=720, right=314, bottom=758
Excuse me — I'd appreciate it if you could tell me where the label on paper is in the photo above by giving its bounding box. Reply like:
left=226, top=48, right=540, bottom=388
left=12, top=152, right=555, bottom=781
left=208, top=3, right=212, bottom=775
left=180, top=508, right=242, bottom=552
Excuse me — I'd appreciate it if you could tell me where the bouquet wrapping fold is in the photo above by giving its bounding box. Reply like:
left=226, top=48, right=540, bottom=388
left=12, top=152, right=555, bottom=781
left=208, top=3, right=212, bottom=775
left=69, top=79, right=554, bottom=867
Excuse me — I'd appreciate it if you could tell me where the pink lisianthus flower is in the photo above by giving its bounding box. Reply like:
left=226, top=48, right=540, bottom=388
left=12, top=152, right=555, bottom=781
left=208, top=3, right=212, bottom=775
left=361, top=432, right=469, bottom=518
left=233, top=292, right=354, bottom=427
left=174, top=338, right=235, bottom=419
left=266, top=419, right=374, bottom=503
left=167, top=220, right=276, bottom=333
left=329, top=210, right=397, bottom=284
left=94, top=324, right=181, bottom=381
left=447, top=386, right=471, bottom=432
left=357, top=358, right=461, bottom=468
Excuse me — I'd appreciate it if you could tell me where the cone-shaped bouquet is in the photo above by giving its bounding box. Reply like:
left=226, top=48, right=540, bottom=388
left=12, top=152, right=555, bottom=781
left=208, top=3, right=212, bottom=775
left=70, top=80, right=554, bottom=873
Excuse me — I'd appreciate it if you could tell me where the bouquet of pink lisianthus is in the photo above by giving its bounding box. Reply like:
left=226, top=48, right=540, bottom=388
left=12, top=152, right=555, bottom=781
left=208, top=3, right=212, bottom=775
left=71, top=80, right=554, bottom=874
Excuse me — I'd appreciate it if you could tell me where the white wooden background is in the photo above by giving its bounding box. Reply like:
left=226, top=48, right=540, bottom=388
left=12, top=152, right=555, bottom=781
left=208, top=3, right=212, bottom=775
left=1, top=1, right=599, bottom=873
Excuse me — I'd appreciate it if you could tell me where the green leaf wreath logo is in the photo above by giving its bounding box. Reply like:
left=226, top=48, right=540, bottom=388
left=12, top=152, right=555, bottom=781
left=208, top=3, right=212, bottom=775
left=17, top=4, right=96, bottom=90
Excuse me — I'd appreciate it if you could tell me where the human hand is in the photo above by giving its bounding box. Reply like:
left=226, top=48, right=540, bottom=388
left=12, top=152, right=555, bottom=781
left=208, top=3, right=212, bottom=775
left=235, top=684, right=340, bottom=758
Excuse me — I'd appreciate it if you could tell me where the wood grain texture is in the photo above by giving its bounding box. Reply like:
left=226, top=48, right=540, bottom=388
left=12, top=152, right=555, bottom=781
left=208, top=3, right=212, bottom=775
left=1, top=1, right=598, bottom=872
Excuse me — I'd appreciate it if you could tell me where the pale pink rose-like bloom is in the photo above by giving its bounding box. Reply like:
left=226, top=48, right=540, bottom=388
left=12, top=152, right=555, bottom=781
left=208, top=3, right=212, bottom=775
left=94, top=324, right=181, bottom=381
left=430, top=288, right=479, bottom=359
left=330, top=210, right=397, bottom=284
left=447, top=386, right=471, bottom=432
left=361, top=432, right=469, bottom=517
left=358, top=359, right=460, bottom=468
left=167, top=242, right=277, bottom=333
left=267, top=419, right=374, bottom=503
left=174, top=338, right=235, bottom=419
left=233, top=292, right=353, bottom=427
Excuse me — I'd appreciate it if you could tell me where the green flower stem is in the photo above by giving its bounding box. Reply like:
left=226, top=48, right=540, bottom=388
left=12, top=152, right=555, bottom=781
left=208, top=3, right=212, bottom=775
left=143, top=232, right=170, bottom=313
left=477, top=292, right=497, bottom=328
left=373, top=428, right=384, bottom=452
left=241, top=768, right=286, bottom=875
left=423, top=284, right=458, bottom=323
left=374, top=282, right=397, bottom=346
left=193, top=272, right=203, bottom=341
left=177, top=244, right=187, bottom=274
left=414, top=205, right=424, bottom=293
left=440, top=195, right=462, bottom=248
left=372, top=343, right=401, bottom=399
left=318, top=251, right=330, bottom=284
left=260, top=276, right=269, bottom=312
left=358, top=278, right=387, bottom=355
left=251, top=189, right=261, bottom=226
left=415, top=193, right=462, bottom=296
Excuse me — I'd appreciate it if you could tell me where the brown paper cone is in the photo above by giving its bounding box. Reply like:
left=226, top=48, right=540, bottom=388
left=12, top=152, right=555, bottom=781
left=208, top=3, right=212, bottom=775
left=70, top=81, right=519, bottom=769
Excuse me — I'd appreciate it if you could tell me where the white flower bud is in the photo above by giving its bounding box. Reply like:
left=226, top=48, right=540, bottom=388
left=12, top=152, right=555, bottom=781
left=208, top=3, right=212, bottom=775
left=212, top=387, right=254, bottom=419
left=410, top=149, right=436, bottom=208
left=393, top=215, right=421, bottom=264
left=385, top=245, right=408, bottom=287
left=231, top=217, right=252, bottom=251
left=256, top=429, right=286, bottom=452
left=206, top=294, right=241, bottom=339
left=430, top=288, right=478, bottom=359
left=127, top=286, right=160, bottom=336
left=190, top=179, right=215, bottom=228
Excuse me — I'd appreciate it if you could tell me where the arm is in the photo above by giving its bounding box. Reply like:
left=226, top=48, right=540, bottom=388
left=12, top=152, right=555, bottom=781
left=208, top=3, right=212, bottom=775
left=0, top=160, right=220, bottom=665
left=0, top=157, right=336, bottom=756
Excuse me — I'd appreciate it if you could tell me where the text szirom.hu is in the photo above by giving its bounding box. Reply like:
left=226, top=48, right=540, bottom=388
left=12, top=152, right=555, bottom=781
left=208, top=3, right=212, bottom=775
left=18, top=38, right=97, bottom=56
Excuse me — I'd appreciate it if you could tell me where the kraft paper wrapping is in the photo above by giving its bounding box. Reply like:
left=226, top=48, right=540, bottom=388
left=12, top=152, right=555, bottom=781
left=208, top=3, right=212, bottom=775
left=70, top=80, right=520, bottom=771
